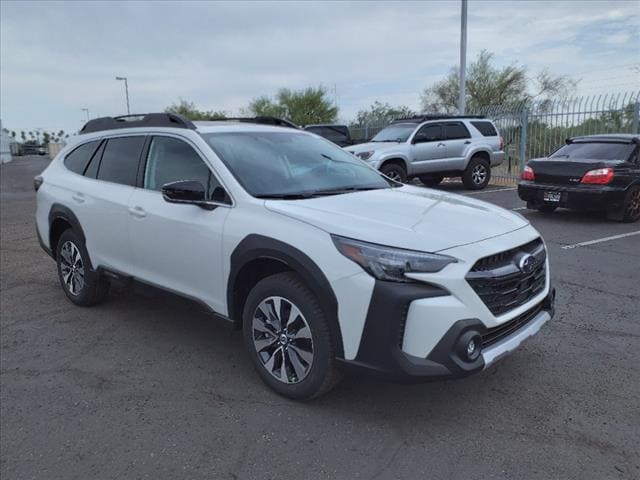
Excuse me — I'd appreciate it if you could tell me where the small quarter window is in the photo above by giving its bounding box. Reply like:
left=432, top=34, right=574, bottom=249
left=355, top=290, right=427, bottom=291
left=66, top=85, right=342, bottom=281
left=471, top=121, right=498, bottom=137
left=97, top=136, right=145, bottom=186
left=63, top=141, right=100, bottom=175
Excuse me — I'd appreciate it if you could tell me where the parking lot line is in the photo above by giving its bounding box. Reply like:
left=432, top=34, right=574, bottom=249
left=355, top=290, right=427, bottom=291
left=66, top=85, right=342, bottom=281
left=561, top=230, right=640, bottom=250
left=466, top=187, right=518, bottom=195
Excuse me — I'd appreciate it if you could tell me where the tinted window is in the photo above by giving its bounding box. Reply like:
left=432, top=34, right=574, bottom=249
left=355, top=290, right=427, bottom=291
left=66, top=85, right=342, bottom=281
left=321, top=127, right=349, bottom=143
left=64, top=141, right=100, bottom=175
left=97, top=136, right=145, bottom=186
left=144, top=136, right=223, bottom=200
left=203, top=131, right=390, bottom=197
left=551, top=142, right=635, bottom=161
left=471, top=121, right=498, bottom=137
left=443, top=123, right=470, bottom=140
left=84, top=140, right=106, bottom=179
left=415, top=124, right=441, bottom=142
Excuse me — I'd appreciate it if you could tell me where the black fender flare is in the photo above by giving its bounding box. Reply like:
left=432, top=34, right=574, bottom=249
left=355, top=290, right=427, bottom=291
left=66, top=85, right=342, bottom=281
left=48, top=203, right=87, bottom=257
left=228, top=234, right=344, bottom=358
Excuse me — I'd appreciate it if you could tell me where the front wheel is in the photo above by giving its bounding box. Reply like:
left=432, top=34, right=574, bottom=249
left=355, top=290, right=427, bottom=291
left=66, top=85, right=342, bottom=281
left=242, top=272, right=341, bottom=400
left=380, top=163, right=407, bottom=183
left=462, top=157, right=491, bottom=190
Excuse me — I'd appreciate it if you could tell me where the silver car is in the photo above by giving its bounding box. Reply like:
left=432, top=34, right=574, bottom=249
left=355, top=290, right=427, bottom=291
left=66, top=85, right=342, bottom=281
left=346, top=116, right=505, bottom=190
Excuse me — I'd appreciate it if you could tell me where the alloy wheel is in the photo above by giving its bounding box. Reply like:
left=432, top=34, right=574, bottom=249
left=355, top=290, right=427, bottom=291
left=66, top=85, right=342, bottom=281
left=252, top=296, right=314, bottom=384
left=60, top=241, right=85, bottom=296
left=627, top=189, right=640, bottom=220
left=471, top=164, right=487, bottom=185
left=386, top=171, right=402, bottom=182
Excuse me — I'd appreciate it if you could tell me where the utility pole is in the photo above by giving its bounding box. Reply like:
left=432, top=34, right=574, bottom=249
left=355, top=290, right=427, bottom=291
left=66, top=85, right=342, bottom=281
left=81, top=108, right=90, bottom=121
left=115, top=76, right=131, bottom=114
left=458, top=0, right=468, bottom=115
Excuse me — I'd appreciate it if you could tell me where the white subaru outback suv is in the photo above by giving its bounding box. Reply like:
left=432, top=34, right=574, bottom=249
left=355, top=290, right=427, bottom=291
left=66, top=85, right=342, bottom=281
left=35, top=113, right=555, bottom=400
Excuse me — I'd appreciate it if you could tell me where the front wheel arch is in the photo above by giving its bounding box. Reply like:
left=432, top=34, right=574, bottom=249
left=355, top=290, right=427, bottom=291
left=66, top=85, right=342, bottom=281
left=228, top=235, right=344, bottom=359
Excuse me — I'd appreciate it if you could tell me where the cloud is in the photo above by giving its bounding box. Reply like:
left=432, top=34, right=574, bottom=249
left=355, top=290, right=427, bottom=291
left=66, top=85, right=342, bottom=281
left=1, top=0, right=638, bottom=132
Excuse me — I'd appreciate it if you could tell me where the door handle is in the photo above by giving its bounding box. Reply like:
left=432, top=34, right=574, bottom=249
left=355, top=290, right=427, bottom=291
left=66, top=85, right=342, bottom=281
left=128, top=206, right=147, bottom=218
left=72, top=193, right=85, bottom=203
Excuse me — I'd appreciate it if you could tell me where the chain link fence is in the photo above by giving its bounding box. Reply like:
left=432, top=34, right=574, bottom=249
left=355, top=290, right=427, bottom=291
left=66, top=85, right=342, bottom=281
left=348, top=91, right=639, bottom=184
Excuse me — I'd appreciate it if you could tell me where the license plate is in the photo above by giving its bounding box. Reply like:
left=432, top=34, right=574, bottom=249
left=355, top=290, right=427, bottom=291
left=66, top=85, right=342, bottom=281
left=543, top=191, right=561, bottom=203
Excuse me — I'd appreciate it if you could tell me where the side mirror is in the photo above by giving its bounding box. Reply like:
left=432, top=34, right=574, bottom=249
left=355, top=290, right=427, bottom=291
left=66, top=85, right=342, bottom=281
left=162, top=180, right=218, bottom=210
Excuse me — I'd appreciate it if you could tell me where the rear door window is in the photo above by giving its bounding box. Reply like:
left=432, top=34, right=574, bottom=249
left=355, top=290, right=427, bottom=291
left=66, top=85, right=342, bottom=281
left=471, top=121, right=498, bottom=137
left=63, top=141, right=100, bottom=175
left=97, top=136, right=145, bottom=186
left=443, top=123, right=470, bottom=140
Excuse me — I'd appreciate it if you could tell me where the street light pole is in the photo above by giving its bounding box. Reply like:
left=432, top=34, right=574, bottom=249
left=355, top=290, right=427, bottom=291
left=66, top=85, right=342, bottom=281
left=458, top=0, right=468, bottom=115
left=81, top=108, right=90, bottom=121
left=115, top=76, right=130, bottom=114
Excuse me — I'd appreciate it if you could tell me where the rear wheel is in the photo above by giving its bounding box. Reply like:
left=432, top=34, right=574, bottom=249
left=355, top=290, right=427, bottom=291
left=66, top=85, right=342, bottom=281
left=462, top=157, right=491, bottom=190
left=56, top=230, right=109, bottom=306
left=621, top=186, right=640, bottom=223
left=242, top=272, right=341, bottom=400
left=380, top=163, right=407, bottom=183
left=418, top=174, right=444, bottom=187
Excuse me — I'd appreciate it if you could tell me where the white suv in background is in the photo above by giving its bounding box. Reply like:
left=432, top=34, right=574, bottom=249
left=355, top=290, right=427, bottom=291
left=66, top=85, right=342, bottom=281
left=35, top=113, right=554, bottom=400
left=346, top=116, right=505, bottom=189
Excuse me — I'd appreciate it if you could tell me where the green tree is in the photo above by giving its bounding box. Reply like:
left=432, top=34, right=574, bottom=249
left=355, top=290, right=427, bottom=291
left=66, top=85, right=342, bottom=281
left=421, top=50, right=576, bottom=113
left=10, top=131, right=16, bottom=139
left=165, top=99, right=227, bottom=120
left=42, top=132, right=51, bottom=145
left=350, top=101, right=415, bottom=127
left=20, top=131, right=26, bottom=142
left=247, top=86, right=338, bottom=125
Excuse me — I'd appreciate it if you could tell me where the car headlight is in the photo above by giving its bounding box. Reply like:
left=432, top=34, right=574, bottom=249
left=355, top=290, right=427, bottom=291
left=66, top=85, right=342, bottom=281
left=332, top=235, right=457, bottom=282
left=355, top=151, right=374, bottom=160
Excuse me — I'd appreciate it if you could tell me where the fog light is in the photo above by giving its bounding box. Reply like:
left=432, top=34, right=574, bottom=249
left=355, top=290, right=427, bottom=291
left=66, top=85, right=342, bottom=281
left=457, top=331, right=482, bottom=362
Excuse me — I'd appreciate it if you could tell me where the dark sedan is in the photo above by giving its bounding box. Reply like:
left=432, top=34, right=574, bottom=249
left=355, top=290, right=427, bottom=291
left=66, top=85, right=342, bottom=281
left=518, top=134, right=640, bottom=222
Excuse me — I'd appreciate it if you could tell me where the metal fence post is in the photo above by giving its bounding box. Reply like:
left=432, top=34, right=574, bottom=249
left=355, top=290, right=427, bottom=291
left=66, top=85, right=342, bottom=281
left=633, top=101, right=639, bottom=134
left=364, top=123, right=369, bottom=141
left=518, top=108, right=528, bottom=172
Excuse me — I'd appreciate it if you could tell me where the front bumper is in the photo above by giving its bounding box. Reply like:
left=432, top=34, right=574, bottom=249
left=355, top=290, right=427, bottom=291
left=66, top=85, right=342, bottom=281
left=340, top=281, right=555, bottom=382
left=518, top=181, right=627, bottom=211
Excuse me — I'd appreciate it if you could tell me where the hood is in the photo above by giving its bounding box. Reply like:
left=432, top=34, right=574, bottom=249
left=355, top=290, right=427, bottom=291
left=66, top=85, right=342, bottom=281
left=265, top=185, right=529, bottom=252
left=345, top=141, right=404, bottom=155
left=528, top=157, right=623, bottom=185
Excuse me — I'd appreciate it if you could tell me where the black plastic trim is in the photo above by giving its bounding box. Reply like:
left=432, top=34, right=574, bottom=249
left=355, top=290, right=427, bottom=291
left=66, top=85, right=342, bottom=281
left=228, top=234, right=344, bottom=358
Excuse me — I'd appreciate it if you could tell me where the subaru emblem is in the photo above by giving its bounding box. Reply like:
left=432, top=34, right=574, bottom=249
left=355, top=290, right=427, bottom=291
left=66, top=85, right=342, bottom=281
left=518, top=254, right=537, bottom=274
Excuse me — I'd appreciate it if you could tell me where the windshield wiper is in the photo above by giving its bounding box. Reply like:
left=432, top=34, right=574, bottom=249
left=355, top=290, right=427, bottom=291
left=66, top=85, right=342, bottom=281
left=255, top=192, right=316, bottom=200
left=309, top=186, right=385, bottom=196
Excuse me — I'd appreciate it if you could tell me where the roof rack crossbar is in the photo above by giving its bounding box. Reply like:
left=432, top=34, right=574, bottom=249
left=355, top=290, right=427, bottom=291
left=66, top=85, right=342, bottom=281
left=391, top=114, right=485, bottom=123
left=80, top=113, right=196, bottom=134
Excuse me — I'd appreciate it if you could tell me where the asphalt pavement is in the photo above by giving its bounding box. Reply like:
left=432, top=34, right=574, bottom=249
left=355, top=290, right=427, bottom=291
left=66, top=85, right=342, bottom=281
left=1, top=156, right=639, bottom=480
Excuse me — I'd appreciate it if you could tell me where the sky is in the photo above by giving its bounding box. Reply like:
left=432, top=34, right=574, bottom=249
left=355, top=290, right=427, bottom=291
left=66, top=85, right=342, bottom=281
left=1, top=0, right=639, bottom=134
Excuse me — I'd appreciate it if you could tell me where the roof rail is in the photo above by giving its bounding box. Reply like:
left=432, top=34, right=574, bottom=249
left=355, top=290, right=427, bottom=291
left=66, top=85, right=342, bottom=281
left=391, top=114, right=485, bottom=123
left=204, top=116, right=299, bottom=129
left=80, top=113, right=196, bottom=134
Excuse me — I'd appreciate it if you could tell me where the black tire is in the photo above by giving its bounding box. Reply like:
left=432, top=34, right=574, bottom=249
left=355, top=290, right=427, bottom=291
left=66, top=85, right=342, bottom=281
left=55, top=229, right=109, bottom=306
left=418, top=175, right=444, bottom=187
left=242, top=271, right=342, bottom=400
left=462, top=156, right=491, bottom=190
left=621, top=185, right=640, bottom=223
left=537, top=205, right=557, bottom=213
left=380, top=163, right=407, bottom=183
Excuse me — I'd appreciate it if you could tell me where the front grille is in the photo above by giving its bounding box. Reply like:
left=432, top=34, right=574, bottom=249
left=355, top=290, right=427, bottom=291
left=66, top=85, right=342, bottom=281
left=467, top=238, right=546, bottom=316
left=481, top=301, right=543, bottom=348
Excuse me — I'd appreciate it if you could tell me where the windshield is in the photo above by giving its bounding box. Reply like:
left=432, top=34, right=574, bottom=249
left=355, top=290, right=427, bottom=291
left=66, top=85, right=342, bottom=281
left=371, top=123, right=416, bottom=143
left=551, top=142, right=635, bottom=161
left=202, top=131, right=393, bottom=198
